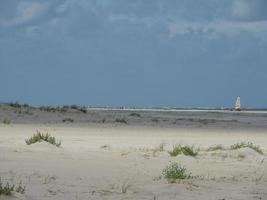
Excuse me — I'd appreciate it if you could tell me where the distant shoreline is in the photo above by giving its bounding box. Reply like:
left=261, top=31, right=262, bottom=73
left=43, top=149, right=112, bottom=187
left=1, top=102, right=267, bottom=112
left=86, top=107, right=267, bottom=113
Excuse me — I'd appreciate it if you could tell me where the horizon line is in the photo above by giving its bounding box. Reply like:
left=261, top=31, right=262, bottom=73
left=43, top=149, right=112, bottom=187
left=1, top=102, right=267, bottom=111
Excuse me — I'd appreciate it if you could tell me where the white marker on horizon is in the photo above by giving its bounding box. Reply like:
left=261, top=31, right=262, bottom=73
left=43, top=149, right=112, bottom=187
left=235, top=96, right=241, bottom=111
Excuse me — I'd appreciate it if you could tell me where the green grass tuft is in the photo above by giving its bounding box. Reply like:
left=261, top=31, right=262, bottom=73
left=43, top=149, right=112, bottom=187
left=114, top=118, right=127, bottom=124
left=0, top=178, right=25, bottom=196
left=162, top=162, right=191, bottom=183
left=207, top=144, right=225, bottom=151
left=15, top=182, right=26, bottom=194
left=3, top=118, right=11, bottom=125
left=62, top=118, right=74, bottom=123
left=0, top=180, right=14, bottom=196
left=230, top=142, right=263, bottom=155
left=159, top=142, right=165, bottom=152
left=169, top=145, right=198, bottom=157
left=129, top=113, right=141, bottom=117
left=25, top=130, right=61, bottom=147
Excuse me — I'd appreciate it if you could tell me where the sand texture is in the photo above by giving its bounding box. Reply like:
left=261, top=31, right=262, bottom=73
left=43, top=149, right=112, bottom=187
left=0, top=104, right=267, bottom=199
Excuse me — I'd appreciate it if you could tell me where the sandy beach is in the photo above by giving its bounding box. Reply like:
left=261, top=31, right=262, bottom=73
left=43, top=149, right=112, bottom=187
left=0, top=104, right=267, bottom=200
left=1, top=0, right=267, bottom=199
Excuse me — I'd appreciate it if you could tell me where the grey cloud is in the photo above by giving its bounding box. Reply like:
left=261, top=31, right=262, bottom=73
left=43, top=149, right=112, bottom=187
left=0, top=1, right=51, bottom=27
left=1, top=0, right=267, bottom=40
left=232, top=0, right=267, bottom=21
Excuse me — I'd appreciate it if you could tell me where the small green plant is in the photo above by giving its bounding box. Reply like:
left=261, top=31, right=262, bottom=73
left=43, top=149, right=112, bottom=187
left=25, top=130, right=61, bottom=147
left=168, top=145, right=198, bottom=157
left=121, top=182, right=130, bottom=194
left=0, top=179, right=14, bottom=196
left=101, top=145, right=110, bottom=150
left=15, top=107, right=33, bottom=115
left=230, top=142, right=263, bottom=155
left=129, top=113, right=141, bottom=117
left=162, top=163, right=191, bottom=183
left=40, top=106, right=68, bottom=113
left=237, top=153, right=246, bottom=160
left=3, top=118, right=11, bottom=125
left=151, top=118, right=159, bottom=123
left=114, top=118, right=127, bottom=124
left=159, top=142, right=165, bottom=152
left=0, top=178, right=25, bottom=196
left=69, top=105, right=87, bottom=113
left=40, top=106, right=58, bottom=112
left=230, top=142, right=247, bottom=150
left=15, top=182, right=26, bottom=194
left=168, top=146, right=182, bottom=156
left=62, top=118, right=74, bottom=123
left=207, top=144, right=225, bottom=151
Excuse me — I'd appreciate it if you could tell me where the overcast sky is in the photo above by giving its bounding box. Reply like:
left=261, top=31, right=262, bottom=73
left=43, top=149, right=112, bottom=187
left=0, top=0, right=267, bottom=108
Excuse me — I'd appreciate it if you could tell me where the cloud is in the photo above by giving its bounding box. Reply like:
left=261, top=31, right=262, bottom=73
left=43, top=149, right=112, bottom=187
left=1, top=0, right=267, bottom=41
left=232, top=0, right=267, bottom=21
left=168, top=20, right=267, bottom=39
left=0, top=1, right=50, bottom=27
left=16, top=2, right=49, bottom=24
left=232, top=0, right=251, bottom=19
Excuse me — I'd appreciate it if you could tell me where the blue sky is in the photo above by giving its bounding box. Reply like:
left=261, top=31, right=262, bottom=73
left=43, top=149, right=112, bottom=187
left=0, top=0, right=267, bottom=108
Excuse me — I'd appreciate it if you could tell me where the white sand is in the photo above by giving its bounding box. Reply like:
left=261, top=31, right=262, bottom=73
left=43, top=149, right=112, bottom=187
left=0, top=123, right=267, bottom=200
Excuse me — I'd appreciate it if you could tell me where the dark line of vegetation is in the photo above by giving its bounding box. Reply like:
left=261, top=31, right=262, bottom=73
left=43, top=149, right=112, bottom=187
left=40, top=105, right=87, bottom=113
left=7, top=102, right=29, bottom=109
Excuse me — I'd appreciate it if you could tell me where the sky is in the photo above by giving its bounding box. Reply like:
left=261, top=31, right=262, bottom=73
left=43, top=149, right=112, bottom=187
left=0, top=0, right=267, bottom=108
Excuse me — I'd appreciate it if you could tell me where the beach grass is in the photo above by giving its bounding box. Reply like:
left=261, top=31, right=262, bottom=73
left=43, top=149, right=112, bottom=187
left=0, top=178, right=25, bottom=196
left=207, top=144, right=225, bottom=151
left=169, top=145, right=198, bottom=157
left=230, top=142, right=263, bottom=155
left=129, top=113, right=141, bottom=117
left=62, top=118, right=74, bottom=123
left=3, top=118, right=11, bottom=125
left=25, top=130, right=61, bottom=147
left=114, top=118, right=127, bottom=124
left=162, top=163, right=191, bottom=183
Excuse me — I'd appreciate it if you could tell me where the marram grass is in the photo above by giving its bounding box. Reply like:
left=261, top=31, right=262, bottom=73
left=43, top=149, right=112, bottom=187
left=230, top=142, right=263, bottom=155
left=169, top=145, right=198, bottom=157
left=0, top=178, right=25, bottom=196
left=25, top=130, right=61, bottom=147
left=162, top=162, right=191, bottom=183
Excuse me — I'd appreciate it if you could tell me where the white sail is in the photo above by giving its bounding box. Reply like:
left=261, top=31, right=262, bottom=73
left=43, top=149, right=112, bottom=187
left=235, top=96, right=241, bottom=111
